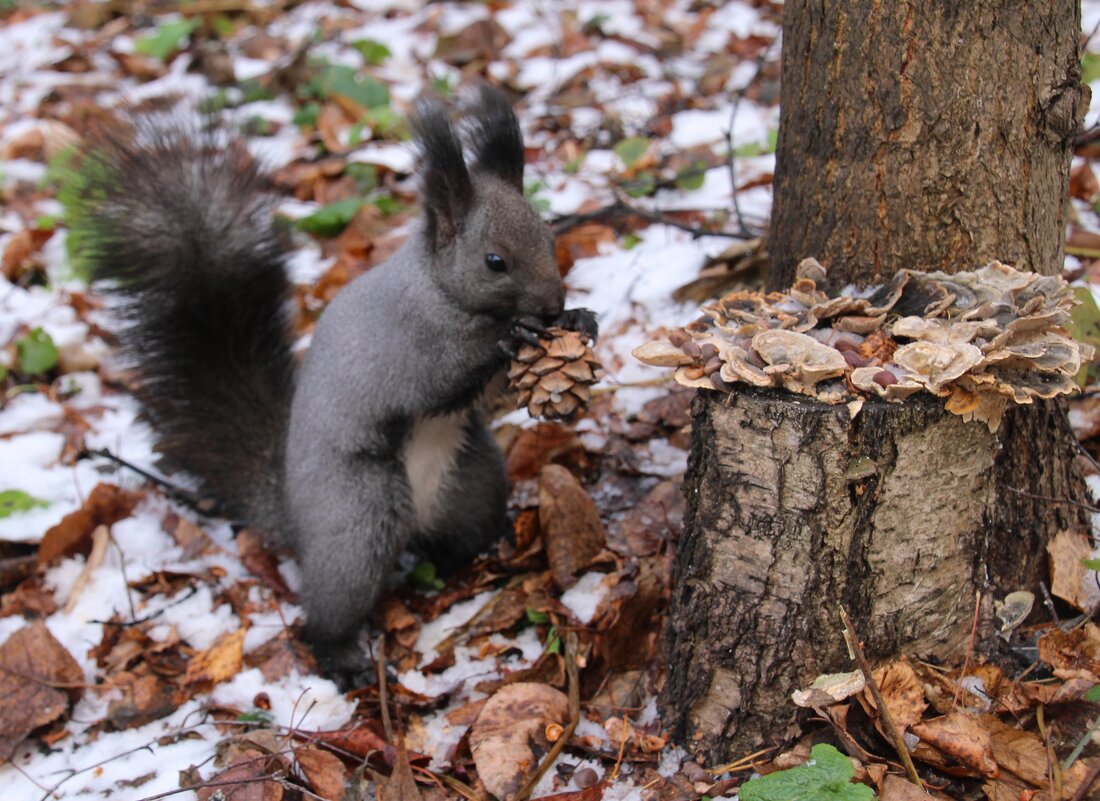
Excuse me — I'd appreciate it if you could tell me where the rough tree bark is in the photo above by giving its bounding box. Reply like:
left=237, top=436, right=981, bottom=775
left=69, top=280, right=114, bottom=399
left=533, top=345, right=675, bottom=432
left=663, top=1, right=1092, bottom=760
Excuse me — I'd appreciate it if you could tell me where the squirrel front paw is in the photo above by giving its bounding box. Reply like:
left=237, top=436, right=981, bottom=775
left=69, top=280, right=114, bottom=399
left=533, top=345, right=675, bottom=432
left=499, top=315, right=550, bottom=358
left=551, top=307, right=599, bottom=342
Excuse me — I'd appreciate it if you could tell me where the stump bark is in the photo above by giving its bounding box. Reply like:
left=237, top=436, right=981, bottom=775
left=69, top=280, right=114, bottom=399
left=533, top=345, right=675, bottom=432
left=662, top=0, right=1093, bottom=760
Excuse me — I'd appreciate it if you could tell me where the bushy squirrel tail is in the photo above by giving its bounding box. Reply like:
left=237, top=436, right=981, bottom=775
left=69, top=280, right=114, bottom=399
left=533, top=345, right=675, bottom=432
left=68, top=120, right=295, bottom=532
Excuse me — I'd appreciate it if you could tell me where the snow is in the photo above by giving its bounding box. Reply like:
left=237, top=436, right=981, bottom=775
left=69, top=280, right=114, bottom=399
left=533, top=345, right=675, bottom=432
left=560, top=571, right=611, bottom=624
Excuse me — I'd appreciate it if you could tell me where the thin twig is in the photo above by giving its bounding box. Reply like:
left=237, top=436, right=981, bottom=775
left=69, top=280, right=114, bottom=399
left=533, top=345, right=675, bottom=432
left=950, top=590, right=982, bottom=709
left=376, top=636, right=393, bottom=743
left=89, top=585, right=200, bottom=627
left=1036, top=705, right=1062, bottom=801
left=84, top=448, right=205, bottom=512
left=839, top=607, right=924, bottom=791
left=1004, top=485, right=1100, bottom=513
left=708, top=746, right=779, bottom=775
left=550, top=198, right=756, bottom=240
left=1069, top=752, right=1100, bottom=801
left=1038, top=581, right=1061, bottom=626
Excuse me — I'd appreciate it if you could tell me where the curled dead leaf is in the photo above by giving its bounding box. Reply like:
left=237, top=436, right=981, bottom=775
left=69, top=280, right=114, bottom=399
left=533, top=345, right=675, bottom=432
left=470, top=682, right=569, bottom=801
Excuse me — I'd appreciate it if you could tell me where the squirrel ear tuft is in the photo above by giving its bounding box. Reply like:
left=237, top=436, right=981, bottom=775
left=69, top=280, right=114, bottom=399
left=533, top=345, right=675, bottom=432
left=464, top=84, right=525, bottom=192
left=410, top=97, right=473, bottom=249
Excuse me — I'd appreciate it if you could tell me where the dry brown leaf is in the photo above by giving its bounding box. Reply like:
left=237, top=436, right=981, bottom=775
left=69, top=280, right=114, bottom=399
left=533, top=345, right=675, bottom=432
left=0, top=621, right=84, bottom=760
left=613, top=479, right=684, bottom=557
left=183, top=628, right=246, bottom=686
left=556, top=223, right=617, bottom=273
left=879, top=774, right=945, bottom=800
left=295, top=746, right=347, bottom=801
left=380, top=742, right=423, bottom=801
left=197, top=747, right=283, bottom=801
left=505, top=423, right=581, bottom=481
left=864, top=658, right=927, bottom=732
left=106, top=673, right=178, bottom=730
left=1037, top=623, right=1100, bottom=677
left=792, top=671, right=865, bottom=708
left=37, top=483, right=142, bottom=567
left=983, top=716, right=1047, bottom=787
left=237, top=529, right=295, bottom=601
left=1070, top=163, right=1099, bottom=201
left=244, top=634, right=317, bottom=682
left=469, top=682, right=570, bottom=801
left=539, top=465, right=606, bottom=590
left=911, top=713, right=998, bottom=777
left=1047, top=529, right=1099, bottom=612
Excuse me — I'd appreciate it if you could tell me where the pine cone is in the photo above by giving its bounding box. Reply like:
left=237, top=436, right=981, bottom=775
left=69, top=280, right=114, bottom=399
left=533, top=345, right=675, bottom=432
left=508, top=327, right=602, bottom=421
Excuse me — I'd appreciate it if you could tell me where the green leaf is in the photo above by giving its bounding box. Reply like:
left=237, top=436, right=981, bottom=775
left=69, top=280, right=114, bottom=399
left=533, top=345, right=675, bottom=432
left=346, top=163, right=379, bottom=192
left=740, top=744, right=875, bottom=801
left=16, top=328, right=59, bottom=375
left=766, top=128, right=779, bottom=153
left=1066, top=286, right=1100, bottom=387
left=293, top=102, right=321, bottom=128
left=733, top=141, right=765, bottom=158
left=236, top=709, right=275, bottom=724
left=1084, top=53, right=1100, bottom=85
left=352, top=39, right=391, bottom=66
left=430, top=73, right=454, bottom=98
left=410, top=561, right=445, bottom=592
left=295, top=197, right=364, bottom=237
left=315, top=64, right=389, bottom=109
left=623, top=171, right=657, bottom=198
left=564, top=155, right=584, bottom=175
left=675, top=161, right=708, bottom=191
left=1084, top=558, right=1100, bottom=571
left=526, top=608, right=550, bottom=624
left=369, top=194, right=403, bottom=216
left=0, top=489, right=48, bottom=519
left=613, top=136, right=649, bottom=169
left=621, top=233, right=643, bottom=250
left=134, top=18, right=199, bottom=61
left=34, top=214, right=59, bottom=230
left=545, top=625, right=561, bottom=654
left=1087, top=685, right=1100, bottom=703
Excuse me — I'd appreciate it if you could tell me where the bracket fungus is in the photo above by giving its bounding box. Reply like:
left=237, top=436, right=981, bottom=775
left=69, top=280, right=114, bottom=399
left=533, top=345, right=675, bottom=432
left=633, top=259, right=1094, bottom=431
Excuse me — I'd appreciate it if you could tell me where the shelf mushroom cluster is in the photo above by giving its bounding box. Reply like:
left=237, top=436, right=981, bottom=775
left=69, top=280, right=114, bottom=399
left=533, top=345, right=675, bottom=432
left=633, top=259, right=1093, bottom=431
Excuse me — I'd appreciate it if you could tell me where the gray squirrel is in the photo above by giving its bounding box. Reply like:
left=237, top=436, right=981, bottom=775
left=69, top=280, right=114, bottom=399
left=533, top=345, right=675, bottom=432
left=71, top=86, right=596, bottom=676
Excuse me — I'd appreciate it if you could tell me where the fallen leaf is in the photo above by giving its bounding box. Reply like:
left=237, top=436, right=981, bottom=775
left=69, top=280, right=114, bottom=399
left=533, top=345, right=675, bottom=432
left=380, top=742, right=423, bottom=801
left=197, top=747, right=283, bottom=801
left=863, top=658, right=927, bottom=732
left=37, top=483, right=142, bottom=567
left=0, top=621, right=84, bottom=759
left=183, top=628, right=246, bottom=686
left=237, top=529, right=295, bottom=601
left=879, top=774, right=943, bottom=800
left=295, top=746, right=347, bottom=801
left=244, top=634, right=318, bottom=682
left=1047, top=530, right=1099, bottom=612
left=106, top=673, right=178, bottom=730
left=983, top=716, right=1047, bottom=786
left=506, top=423, right=580, bottom=481
left=1037, top=623, right=1100, bottom=677
left=470, top=682, right=570, bottom=801
left=792, top=671, right=866, bottom=708
left=539, top=465, right=606, bottom=590
left=911, top=713, right=998, bottom=777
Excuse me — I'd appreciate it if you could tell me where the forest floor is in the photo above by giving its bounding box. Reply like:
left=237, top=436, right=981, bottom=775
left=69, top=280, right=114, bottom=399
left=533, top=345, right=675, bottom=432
left=1, top=2, right=1100, bottom=800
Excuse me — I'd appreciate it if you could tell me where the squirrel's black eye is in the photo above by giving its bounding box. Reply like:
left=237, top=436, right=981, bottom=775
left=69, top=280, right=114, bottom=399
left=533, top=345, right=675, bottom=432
left=485, top=253, right=507, bottom=273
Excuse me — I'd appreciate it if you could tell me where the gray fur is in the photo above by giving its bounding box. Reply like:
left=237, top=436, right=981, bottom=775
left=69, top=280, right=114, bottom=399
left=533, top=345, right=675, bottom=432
left=78, top=89, right=587, bottom=676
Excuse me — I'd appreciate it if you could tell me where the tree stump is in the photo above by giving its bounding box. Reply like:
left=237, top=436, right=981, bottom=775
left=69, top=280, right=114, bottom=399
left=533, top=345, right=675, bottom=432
left=663, top=389, right=1088, bottom=760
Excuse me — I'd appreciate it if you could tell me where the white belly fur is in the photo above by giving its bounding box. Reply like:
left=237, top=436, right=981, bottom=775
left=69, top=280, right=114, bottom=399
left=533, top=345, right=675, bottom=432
left=404, top=410, right=469, bottom=528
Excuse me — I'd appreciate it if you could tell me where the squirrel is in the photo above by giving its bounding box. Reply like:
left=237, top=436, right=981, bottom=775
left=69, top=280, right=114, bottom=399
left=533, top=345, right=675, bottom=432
left=70, top=86, right=597, bottom=676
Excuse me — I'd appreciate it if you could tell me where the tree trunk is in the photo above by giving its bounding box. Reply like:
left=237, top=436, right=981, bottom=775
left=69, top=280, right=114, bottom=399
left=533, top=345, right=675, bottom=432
left=769, top=1, right=1086, bottom=291
left=662, top=1, right=1092, bottom=760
